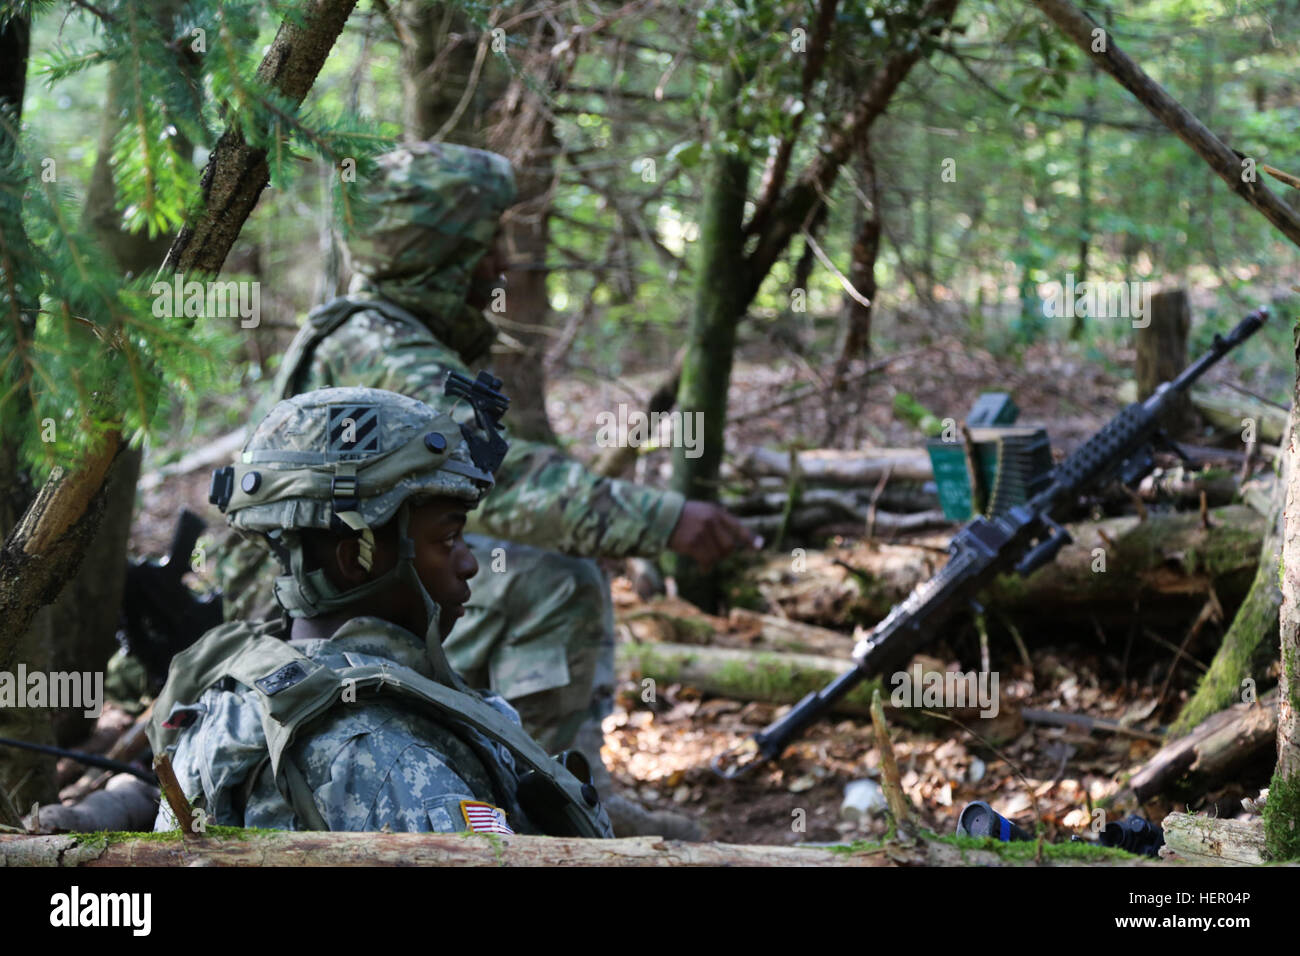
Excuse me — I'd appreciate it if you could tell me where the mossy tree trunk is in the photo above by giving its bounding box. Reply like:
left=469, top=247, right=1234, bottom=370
left=669, top=65, right=751, bottom=611
left=1171, top=413, right=1290, bottom=737
left=1265, top=330, right=1300, bottom=859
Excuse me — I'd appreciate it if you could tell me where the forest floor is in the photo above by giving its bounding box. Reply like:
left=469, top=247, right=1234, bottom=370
left=125, top=324, right=1276, bottom=847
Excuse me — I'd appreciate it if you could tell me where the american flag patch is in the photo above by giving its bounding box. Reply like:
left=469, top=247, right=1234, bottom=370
left=460, top=800, right=514, bottom=835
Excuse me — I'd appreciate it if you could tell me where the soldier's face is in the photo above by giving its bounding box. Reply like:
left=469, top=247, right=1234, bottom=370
left=333, top=497, right=478, bottom=638
left=406, top=498, right=479, bottom=636
left=466, top=227, right=507, bottom=309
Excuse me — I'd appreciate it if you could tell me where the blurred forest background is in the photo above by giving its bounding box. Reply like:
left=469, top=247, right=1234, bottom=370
left=3, top=0, right=1300, bottom=854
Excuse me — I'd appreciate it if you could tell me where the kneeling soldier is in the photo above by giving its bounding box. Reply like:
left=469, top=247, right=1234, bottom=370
left=148, top=382, right=612, bottom=837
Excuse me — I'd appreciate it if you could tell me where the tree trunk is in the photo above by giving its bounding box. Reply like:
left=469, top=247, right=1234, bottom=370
left=1070, top=51, right=1097, bottom=340
left=1173, top=421, right=1289, bottom=737
left=26, top=20, right=200, bottom=747
left=1265, top=328, right=1300, bottom=859
left=832, top=142, right=881, bottom=386
left=1135, top=288, right=1197, bottom=437
left=669, top=63, right=751, bottom=610
left=401, top=3, right=559, bottom=443
left=670, top=0, right=961, bottom=611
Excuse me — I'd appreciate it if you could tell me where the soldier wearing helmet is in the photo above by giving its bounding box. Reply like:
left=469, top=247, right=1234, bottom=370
left=214, top=141, right=754, bottom=839
left=150, top=384, right=612, bottom=837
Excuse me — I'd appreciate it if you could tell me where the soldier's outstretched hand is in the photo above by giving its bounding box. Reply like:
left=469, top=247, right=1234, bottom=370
left=668, top=500, right=758, bottom=572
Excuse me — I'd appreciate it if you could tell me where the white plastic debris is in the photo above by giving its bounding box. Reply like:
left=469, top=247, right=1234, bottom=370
left=840, top=778, right=887, bottom=821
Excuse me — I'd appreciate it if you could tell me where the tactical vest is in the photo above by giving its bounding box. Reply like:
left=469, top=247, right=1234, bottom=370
left=273, top=296, right=448, bottom=402
left=148, top=621, right=612, bottom=838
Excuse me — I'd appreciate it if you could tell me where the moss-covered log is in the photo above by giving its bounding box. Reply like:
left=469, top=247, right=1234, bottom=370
left=987, top=506, right=1263, bottom=612
left=741, top=506, right=1264, bottom=628
left=619, top=640, right=878, bottom=714
left=616, top=640, right=1024, bottom=742
left=0, top=829, right=1159, bottom=867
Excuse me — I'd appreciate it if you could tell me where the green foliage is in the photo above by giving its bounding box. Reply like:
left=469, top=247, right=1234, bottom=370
left=1, top=0, right=400, bottom=474
left=1, top=122, right=237, bottom=475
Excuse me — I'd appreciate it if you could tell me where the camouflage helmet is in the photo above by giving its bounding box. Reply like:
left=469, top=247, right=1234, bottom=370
left=210, top=377, right=510, bottom=621
left=212, top=386, right=493, bottom=535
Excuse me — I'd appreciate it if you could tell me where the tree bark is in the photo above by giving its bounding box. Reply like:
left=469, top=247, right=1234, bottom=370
left=1173, top=425, right=1289, bottom=737
left=1030, top=0, right=1300, bottom=248
left=0, top=0, right=358, bottom=670
left=669, top=63, right=751, bottom=610
left=1162, top=812, right=1267, bottom=865
left=1266, top=327, right=1300, bottom=859
left=0, top=829, right=1159, bottom=867
left=1130, top=689, right=1277, bottom=802
left=1136, top=288, right=1197, bottom=437
left=832, top=143, right=880, bottom=385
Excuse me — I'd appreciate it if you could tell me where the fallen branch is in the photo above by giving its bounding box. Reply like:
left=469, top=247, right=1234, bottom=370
left=738, top=506, right=950, bottom=539
left=1021, top=708, right=1164, bottom=743
left=618, top=640, right=876, bottom=715
left=1130, top=690, right=1278, bottom=802
left=0, top=829, right=1162, bottom=867
left=736, top=446, right=933, bottom=485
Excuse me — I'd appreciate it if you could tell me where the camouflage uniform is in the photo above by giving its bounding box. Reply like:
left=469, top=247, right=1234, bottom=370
left=154, top=387, right=611, bottom=836
left=153, top=616, right=548, bottom=834
left=216, top=142, right=684, bottom=760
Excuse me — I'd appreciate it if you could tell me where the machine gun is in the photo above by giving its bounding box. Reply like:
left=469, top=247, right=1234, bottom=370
left=714, top=307, right=1269, bottom=777
left=118, top=508, right=223, bottom=692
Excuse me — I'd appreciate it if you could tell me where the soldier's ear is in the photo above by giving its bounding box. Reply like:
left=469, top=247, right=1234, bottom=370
left=333, top=537, right=369, bottom=584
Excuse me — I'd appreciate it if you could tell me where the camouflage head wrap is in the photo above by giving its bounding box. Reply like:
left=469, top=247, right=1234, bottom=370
left=348, top=142, right=517, bottom=364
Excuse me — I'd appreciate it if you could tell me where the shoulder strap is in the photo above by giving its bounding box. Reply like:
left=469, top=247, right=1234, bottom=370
left=273, top=296, right=434, bottom=401
left=219, top=635, right=610, bottom=838
left=147, top=619, right=280, bottom=756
